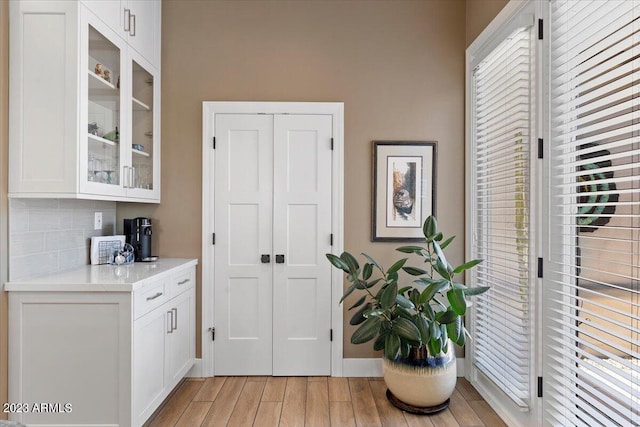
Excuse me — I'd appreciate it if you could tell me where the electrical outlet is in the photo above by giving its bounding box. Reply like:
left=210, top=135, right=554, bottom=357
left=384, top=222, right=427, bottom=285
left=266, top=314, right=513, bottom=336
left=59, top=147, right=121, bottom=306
left=94, top=212, right=103, bottom=230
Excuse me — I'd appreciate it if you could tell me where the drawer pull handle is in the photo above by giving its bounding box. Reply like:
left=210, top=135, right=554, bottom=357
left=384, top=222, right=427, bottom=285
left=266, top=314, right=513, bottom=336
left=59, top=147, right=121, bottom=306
left=177, top=279, right=190, bottom=285
left=146, top=292, right=163, bottom=301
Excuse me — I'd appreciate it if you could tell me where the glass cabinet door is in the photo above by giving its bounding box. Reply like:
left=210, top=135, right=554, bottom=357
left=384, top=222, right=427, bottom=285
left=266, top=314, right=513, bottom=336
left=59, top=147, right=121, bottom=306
left=86, top=24, right=122, bottom=190
left=130, top=58, right=156, bottom=195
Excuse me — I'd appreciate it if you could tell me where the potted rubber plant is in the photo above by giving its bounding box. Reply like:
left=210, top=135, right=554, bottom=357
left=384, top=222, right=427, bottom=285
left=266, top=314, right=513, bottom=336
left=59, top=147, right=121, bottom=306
left=326, top=216, right=489, bottom=412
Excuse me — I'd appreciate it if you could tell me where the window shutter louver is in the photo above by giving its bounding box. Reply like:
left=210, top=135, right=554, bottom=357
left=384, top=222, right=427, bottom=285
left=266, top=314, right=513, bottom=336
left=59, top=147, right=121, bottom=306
left=471, top=25, right=534, bottom=409
left=546, top=1, right=640, bottom=426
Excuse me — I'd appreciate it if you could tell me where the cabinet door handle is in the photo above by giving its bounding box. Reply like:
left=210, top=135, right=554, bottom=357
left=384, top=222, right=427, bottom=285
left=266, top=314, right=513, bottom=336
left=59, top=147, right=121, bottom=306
left=124, top=8, right=131, bottom=32
left=129, top=166, right=134, bottom=189
left=167, top=311, right=173, bottom=333
left=130, top=14, right=136, bottom=36
left=146, top=291, right=163, bottom=301
left=123, top=166, right=128, bottom=188
left=261, top=254, right=271, bottom=263
left=177, top=278, right=190, bottom=285
left=172, top=308, right=177, bottom=331
left=275, top=254, right=285, bottom=264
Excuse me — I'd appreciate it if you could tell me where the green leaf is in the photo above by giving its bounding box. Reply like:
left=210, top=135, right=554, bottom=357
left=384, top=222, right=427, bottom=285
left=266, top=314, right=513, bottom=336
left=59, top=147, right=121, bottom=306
left=436, top=309, right=458, bottom=324
left=365, top=278, right=383, bottom=289
left=398, top=286, right=412, bottom=295
left=351, top=317, right=381, bottom=344
left=401, top=342, right=411, bottom=358
left=430, top=321, right=441, bottom=340
left=348, top=295, right=366, bottom=310
left=373, top=334, right=386, bottom=351
left=355, top=279, right=368, bottom=290
left=440, top=325, right=448, bottom=350
left=361, top=253, right=380, bottom=270
left=423, top=216, right=438, bottom=240
left=439, top=235, right=455, bottom=250
left=396, top=245, right=424, bottom=254
left=415, top=277, right=442, bottom=286
left=452, top=259, right=482, bottom=274
left=433, top=232, right=443, bottom=241
left=419, top=280, right=449, bottom=304
left=432, top=242, right=449, bottom=272
left=340, top=252, right=360, bottom=273
left=452, top=282, right=467, bottom=290
left=350, top=303, right=371, bottom=325
left=384, top=333, right=401, bottom=360
left=363, top=263, right=373, bottom=280
left=447, top=289, right=467, bottom=316
left=392, top=317, right=421, bottom=342
left=433, top=258, right=451, bottom=279
left=463, top=286, right=491, bottom=296
left=339, top=283, right=357, bottom=304
left=416, top=314, right=430, bottom=344
left=395, top=305, right=414, bottom=321
left=387, top=258, right=408, bottom=275
left=428, top=336, right=441, bottom=355
left=379, top=283, right=398, bottom=309
left=386, top=271, right=399, bottom=283
left=402, top=266, right=428, bottom=276
left=365, top=309, right=386, bottom=318
left=446, top=315, right=463, bottom=346
left=423, top=304, right=435, bottom=320
left=396, top=294, right=415, bottom=310
left=326, top=253, right=350, bottom=272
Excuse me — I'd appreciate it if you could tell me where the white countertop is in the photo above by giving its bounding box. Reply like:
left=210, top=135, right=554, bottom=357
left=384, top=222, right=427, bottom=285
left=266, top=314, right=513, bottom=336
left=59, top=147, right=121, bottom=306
left=4, top=258, right=198, bottom=292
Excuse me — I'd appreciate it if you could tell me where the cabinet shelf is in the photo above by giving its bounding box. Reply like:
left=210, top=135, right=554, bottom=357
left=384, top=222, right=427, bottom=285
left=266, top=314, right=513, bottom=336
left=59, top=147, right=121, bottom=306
left=88, top=70, right=118, bottom=96
left=132, top=148, right=150, bottom=157
left=132, top=96, right=152, bottom=112
left=88, top=133, right=118, bottom=147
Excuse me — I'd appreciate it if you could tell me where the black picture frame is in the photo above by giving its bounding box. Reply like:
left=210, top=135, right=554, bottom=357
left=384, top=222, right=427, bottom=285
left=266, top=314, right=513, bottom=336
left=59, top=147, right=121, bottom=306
left=372, top=141, right=437, bottom=242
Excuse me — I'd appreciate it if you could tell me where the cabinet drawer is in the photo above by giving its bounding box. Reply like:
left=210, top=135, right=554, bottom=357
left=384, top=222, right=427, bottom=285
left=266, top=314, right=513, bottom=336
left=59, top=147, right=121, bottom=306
left=168, top=268, right=195, bottom=299
left=134, top=279, right=168, bottom=319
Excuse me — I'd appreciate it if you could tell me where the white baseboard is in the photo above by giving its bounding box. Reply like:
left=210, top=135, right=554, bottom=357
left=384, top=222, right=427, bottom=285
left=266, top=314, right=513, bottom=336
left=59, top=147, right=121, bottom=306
left=186, top=358, right=203, bottom=378
left=187, top=357, right=466, bottom=379
left=341, top=358, right=466, bottom=378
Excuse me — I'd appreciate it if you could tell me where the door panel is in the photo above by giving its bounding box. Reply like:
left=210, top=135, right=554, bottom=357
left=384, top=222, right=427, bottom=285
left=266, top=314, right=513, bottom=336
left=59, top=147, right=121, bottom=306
left=214, top=114, right=273, bottom=375
left=273, top=114, right=333, bottom=376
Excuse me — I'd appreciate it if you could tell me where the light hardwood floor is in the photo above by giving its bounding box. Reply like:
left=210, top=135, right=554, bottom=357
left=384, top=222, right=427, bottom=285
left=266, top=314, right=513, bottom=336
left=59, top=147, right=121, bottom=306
left=145, top=377, right=506, bottom=427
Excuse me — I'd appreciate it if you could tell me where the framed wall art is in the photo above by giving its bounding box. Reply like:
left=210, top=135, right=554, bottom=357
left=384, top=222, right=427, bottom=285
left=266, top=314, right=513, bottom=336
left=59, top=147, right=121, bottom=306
left=372, top=141, right=437, bottom=241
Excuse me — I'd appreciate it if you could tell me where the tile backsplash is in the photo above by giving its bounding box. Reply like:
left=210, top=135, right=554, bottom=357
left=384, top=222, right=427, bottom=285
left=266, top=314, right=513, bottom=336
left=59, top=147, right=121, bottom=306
left=9, top=199, right=117, bottom=281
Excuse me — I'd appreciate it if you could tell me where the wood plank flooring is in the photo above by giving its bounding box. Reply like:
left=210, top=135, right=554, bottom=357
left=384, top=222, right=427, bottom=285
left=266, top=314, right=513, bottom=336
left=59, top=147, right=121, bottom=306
left=145, top=377, right=506, bottom=427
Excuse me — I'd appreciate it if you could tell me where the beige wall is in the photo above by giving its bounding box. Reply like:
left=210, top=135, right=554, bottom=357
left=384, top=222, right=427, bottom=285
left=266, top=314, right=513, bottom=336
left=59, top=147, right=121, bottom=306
left=119, top=0, right=469, bottom=359
left=1, top=0, right=9, bottom=418
left=466, top=0, right=509, bottom=47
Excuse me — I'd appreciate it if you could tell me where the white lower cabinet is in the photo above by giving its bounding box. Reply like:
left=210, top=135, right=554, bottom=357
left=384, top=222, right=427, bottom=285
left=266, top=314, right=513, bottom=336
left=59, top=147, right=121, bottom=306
left=133, top=282, right=195, bottom=426
left=6, top=259, right=196, bottom=427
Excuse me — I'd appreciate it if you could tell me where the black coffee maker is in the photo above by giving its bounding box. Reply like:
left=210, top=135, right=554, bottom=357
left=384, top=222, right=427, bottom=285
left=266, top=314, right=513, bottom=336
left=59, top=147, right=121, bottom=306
left=124, top=217, right=156, bottom=262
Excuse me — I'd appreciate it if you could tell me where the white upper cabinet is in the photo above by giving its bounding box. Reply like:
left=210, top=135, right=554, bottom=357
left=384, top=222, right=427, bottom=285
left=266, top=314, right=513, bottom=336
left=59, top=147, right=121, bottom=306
left=82, top=0, right=161, bottom=68
left=9, top=0, right=161, bottom=202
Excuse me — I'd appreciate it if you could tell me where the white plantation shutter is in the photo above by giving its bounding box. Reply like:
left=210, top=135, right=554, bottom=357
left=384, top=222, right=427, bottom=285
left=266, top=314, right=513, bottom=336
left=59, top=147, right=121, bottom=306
left=546, top=0, right=640, bottom=426
left=470, top=25, right=533, bottom=409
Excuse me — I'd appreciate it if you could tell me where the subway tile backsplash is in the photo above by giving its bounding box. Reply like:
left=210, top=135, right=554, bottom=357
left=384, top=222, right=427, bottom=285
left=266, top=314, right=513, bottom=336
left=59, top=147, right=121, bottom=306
left=9, top=199, right=117, bottom=281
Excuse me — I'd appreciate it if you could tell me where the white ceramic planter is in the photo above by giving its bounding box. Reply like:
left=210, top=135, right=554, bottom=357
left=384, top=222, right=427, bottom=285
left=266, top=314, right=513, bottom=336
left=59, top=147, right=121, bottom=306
left=382, top=344, right=457, bottom=408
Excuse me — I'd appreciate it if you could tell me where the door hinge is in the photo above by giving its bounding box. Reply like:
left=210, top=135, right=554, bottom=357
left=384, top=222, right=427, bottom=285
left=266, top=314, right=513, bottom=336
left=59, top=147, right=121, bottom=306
left=331, top=137, right=334, bottom=150
left=208, top=327, right=215, bottom=341
left=538, top=18, right=543, bottom=40
left=330, top=233, right=334, bottom=246
left=538, top=138, right=544, bottom=159
left=212, top=233, right=216, bottom=245
left=537, top=376, right=543, bottom=397
left=330, top=329, right=333, bottom=341
left=537, top=257, right=543, bottom=278
left=213, top=136, right=216, bottom=149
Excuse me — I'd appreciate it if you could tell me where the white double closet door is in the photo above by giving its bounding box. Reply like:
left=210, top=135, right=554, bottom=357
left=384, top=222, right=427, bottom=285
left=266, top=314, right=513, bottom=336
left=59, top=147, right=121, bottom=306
left=213, top=113, right=333, bottom=376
